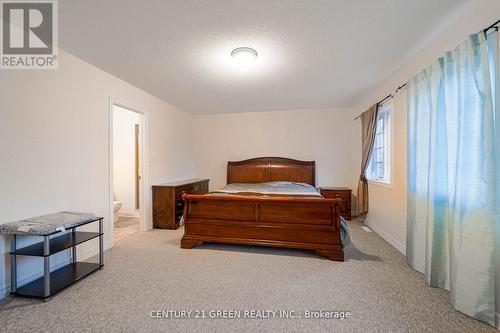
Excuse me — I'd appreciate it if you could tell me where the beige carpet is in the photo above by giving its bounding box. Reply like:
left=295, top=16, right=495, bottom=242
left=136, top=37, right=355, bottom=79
left=0, top=220, right=495, bottom=332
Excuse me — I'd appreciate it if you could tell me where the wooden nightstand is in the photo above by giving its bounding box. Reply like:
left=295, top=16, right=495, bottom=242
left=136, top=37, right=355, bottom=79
left=319, top=187, right=352, bottom=220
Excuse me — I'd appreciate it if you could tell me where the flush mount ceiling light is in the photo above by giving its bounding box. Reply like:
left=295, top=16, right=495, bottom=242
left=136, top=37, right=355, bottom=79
left=231, top=47, right=258, bottom=68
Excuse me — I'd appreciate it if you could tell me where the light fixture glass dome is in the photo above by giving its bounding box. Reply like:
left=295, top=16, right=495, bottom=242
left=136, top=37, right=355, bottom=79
left=231, top=47, right=258, bottom=68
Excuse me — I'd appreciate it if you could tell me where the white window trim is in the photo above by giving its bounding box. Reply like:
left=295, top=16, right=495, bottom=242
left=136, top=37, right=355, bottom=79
left=368, top=178, right=393, bottom=189
left=366, top=101, right=392, bottom=186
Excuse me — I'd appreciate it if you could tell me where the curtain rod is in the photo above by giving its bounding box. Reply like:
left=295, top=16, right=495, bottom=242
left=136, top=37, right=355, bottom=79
left=353, top=93, right=392, bottom=121
left=484, top=19, right=500, bottom=36
left=353, top=17, right=500, bottom=121
left=352, top=83, right=407, bottom=121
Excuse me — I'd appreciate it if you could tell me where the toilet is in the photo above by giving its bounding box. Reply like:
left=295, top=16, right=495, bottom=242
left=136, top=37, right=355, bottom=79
left=113, top=201, right=122, bottom=223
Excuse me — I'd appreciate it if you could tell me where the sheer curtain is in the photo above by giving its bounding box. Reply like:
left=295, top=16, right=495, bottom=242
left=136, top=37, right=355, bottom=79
left=406, top=31, right=498, bottom=325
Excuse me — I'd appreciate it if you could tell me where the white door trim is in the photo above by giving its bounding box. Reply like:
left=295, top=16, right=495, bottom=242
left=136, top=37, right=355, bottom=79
left=108, top=97, right=149, bottom=247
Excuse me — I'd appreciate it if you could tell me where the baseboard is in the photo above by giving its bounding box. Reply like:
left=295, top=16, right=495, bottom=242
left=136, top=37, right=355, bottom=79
left=364, top=220, right=406, bottom=255
left=118, top=211, right=140, bottom=218
left=0, top=241, right=112, bottom=300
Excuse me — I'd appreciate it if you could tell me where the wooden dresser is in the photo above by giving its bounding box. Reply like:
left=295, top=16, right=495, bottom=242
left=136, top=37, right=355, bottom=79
left=152, top=179, right=209, bottom=229
left=319, top=187, right=352, bottom=220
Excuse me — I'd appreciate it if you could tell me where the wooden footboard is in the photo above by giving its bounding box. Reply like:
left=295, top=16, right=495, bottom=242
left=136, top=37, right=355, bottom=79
left=181, top=194, right=343, bottom=261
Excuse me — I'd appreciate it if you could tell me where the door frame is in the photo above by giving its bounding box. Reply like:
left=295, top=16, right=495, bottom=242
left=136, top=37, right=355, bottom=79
left=108, top=97, right=149, bottom=247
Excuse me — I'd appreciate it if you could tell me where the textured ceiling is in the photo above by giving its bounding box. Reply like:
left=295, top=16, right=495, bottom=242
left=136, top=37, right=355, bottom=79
left=59, top=0, right=471, bottom=114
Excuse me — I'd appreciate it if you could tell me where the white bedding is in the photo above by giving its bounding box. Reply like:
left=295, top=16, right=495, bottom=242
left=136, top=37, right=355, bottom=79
left=209, top=181, right=322, bottom=197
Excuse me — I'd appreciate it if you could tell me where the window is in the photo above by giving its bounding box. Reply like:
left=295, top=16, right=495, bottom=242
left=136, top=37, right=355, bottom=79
left=367, top=102, right=391, bottom=184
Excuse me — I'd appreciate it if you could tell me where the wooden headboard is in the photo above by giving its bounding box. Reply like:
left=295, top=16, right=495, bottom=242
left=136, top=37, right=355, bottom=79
left=226, top=157, right=316, bottom=186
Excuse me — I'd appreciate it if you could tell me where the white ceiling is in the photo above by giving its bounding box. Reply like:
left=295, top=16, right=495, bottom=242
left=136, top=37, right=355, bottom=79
left=59, top=0, right=471, bottom=114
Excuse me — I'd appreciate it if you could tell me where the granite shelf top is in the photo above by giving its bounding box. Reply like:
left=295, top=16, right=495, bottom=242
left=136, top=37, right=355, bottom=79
left=0, top=212, right=99, bottom=236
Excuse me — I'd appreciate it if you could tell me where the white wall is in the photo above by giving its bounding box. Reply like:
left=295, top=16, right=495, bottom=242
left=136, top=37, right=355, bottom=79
left=113, top=106, right=141, bottom=214
left=353, top=93, right=407, bottom=254
left=349, top=0, right=500, bottom=326
left=350, top=0, right=500, bottom=253
left=192, top=107, right=355, bottom=191
left=0, top=49, right=195, bottom=297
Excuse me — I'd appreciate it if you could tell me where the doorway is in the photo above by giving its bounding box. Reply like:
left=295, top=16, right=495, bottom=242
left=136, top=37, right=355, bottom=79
left=111, top=104, right=144, bottom=243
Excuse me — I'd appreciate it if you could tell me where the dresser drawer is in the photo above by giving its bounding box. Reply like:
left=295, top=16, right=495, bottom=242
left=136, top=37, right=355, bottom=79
left=175, top=181, right=208, bottom=198
left=322, top=191, right=350, bottom=200
left=197, top=182, right=209, bottom=193
left=176, top=186, right=190, bottom=198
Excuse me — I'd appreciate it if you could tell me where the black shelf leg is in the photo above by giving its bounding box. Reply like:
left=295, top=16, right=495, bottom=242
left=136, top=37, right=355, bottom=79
left=10, top=235, right=17, bottom=293
left=72, top=228, right=77, bottom=263
left=99, top=218, right=104, bottom=267
left=43, top=236, right=50, bottom=298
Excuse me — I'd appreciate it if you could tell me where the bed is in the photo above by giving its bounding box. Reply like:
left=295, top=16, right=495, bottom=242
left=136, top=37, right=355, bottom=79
left=181, top=157, right=346, bottom=261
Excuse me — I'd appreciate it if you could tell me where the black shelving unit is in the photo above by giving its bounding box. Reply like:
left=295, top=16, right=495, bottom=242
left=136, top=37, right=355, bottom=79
left=9, top=217, right=104, bottom=299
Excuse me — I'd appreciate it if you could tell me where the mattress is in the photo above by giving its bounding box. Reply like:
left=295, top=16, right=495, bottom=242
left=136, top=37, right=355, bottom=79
left=209, top=181, right=322, bottom=198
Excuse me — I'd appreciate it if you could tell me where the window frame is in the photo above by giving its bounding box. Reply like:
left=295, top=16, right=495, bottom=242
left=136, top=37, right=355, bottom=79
left=366, top=101, right=392, bottom=186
